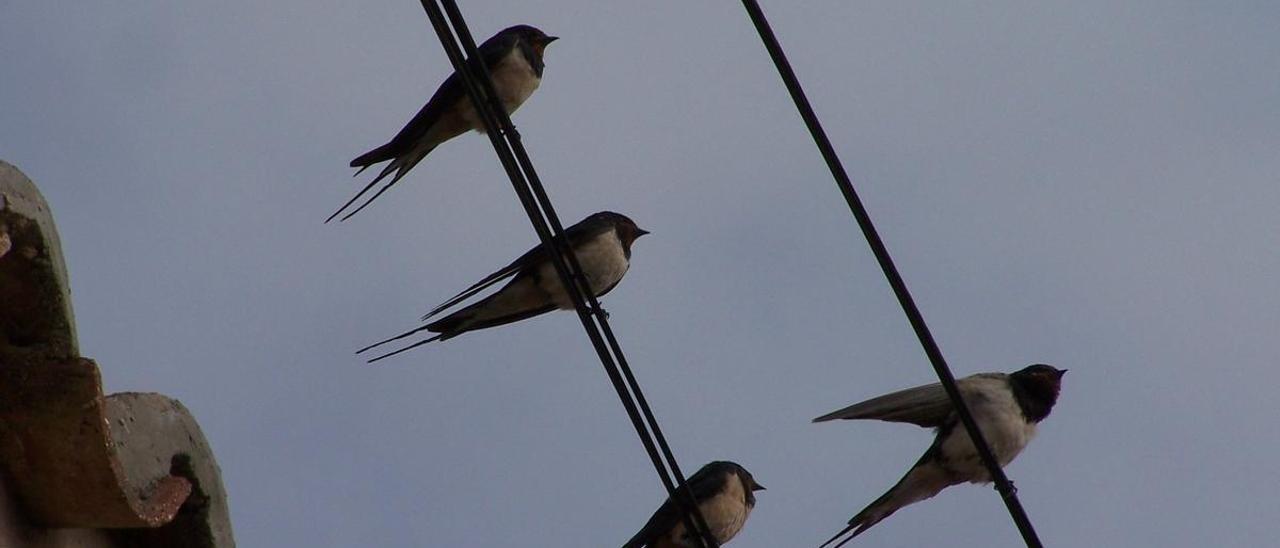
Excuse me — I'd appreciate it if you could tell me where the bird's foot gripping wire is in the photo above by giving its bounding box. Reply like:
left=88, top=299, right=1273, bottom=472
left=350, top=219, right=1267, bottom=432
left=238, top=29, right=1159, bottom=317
left=998, top=481, right=1018, bottom=497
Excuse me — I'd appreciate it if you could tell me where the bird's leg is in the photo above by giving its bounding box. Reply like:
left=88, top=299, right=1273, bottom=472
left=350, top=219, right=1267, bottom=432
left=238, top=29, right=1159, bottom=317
left=998, top=481, right=1018, bottom=496
left=594, top=304, right=610, bottom=320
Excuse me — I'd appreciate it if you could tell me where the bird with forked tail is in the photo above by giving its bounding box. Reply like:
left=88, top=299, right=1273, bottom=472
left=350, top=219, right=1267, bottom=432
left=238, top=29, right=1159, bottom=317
left=814, top=364, right=1066, bottom=547
left=358, top=211, right=648, bottom=362
left=329, top=24, right=558, bottom=223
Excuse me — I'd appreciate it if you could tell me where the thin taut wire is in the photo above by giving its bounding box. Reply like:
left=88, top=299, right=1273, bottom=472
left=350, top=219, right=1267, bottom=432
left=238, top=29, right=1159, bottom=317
left=417, top=1, right=720, bottom=546
left=737, top=1, right=1045, bottom=546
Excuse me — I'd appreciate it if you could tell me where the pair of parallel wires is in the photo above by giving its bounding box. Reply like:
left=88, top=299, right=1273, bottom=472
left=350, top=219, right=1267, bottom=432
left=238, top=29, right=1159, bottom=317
left=412, top=1, right=1044, bottom=546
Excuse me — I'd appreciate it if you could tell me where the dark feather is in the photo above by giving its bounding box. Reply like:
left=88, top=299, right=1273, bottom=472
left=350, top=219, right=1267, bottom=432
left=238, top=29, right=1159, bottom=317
left=421, top=245, right=549, bottom=321
left=425, top=297, right=557, bottom=337
left=821, top=439, right=951, bottom=547
left=348, top=29, right=519, bottom=169
left=365, top=334, right=444, bottom=364
left=812, top=373, right=1008, bottom=428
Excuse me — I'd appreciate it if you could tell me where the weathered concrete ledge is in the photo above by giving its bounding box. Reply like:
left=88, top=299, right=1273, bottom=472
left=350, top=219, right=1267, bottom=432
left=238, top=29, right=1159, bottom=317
left=0, top=161, right=235, bottom=547
left=0, top=161, right=77, bottom=358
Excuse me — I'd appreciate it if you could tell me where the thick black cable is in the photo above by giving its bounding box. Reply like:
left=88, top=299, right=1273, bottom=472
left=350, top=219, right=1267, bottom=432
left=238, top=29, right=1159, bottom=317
left=416, top=2, right=719, bottom=546
left=738, top=2, right=1044, bottom=546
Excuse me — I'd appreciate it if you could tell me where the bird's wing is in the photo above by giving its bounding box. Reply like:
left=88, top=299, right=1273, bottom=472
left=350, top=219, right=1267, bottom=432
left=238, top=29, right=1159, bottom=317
left=812, top=373, right=1008, bottom=428
left=349, top=33, right=513, bottom=169
left=424, top=292, right=556, bottom=337
left=423, top=217, right=608, bottom=320
left=349, top=73, right=466, bottom=169
left=622, top=467, right=728, bottom=548
left=421, top=244, right=548, bottom=320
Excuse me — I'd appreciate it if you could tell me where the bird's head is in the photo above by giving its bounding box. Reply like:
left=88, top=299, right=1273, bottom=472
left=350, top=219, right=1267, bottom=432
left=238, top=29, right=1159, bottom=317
left=594, top=211, right=648, bottom=251
left=500, top=24, right=559, bottom=58
left=1009, top=363, right=1066, bottom=422
left=729, top=463, right=765, bottom=507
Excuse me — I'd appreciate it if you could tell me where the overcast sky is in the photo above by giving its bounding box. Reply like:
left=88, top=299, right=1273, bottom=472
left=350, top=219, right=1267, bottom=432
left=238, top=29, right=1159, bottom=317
left=4, top=1, right=1279, bottom=546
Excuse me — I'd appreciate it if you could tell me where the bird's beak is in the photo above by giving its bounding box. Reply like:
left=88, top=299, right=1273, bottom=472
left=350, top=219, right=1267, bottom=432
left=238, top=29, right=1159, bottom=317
left=543, top=36, right=559, bottom=45
left=753, top=482, right=766, bottom=491
left=635, top=228, right=650, bottom=237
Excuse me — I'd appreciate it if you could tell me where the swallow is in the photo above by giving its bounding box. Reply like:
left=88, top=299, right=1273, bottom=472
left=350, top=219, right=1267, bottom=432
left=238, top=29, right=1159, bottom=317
left=328, top=24, right=559, bottom=222
left=358, top=211, right=648, bottom=362
left=814, top=364, right=1066, bottom=547
left=623, top=461, right=765, bottom=548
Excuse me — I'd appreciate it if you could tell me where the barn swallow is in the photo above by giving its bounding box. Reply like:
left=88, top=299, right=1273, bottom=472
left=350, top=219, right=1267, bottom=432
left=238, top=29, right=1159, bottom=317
left=358, top=211, right=647, bottom=362
left=328, top=24, right=558, bottom=223
left=622, top=461, right=765, bottom=548
left=814, top=364, right=1066, bottom=547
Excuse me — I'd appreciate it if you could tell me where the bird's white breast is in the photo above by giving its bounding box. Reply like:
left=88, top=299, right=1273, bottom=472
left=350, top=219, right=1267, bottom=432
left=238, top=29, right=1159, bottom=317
left=461, top=47, right=541, bottom=131
left=537, top=230, right=630, bottom=309
left=940, top=377, right=1038, bottom=482
left=670, top=478, right=752, bottom=546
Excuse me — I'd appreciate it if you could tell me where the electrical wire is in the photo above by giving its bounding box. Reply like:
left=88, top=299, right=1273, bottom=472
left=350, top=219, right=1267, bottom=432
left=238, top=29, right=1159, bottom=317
left=737, top=1, right=1045, bottom=546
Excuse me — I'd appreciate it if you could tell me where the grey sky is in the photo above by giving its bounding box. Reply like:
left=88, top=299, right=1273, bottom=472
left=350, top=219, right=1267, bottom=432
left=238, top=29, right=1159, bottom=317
left=4, top=1, right=1278, bottom=546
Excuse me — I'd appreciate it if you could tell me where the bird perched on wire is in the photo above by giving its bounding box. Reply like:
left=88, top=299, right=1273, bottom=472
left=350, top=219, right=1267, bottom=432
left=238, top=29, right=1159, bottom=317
left=328, top=24, right=559, bottom=223
left=358, top=211, right=648, bottom=362
left=622, top=461, right=765, bottom=548
left=814, top=364, right=1066, bottom=547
